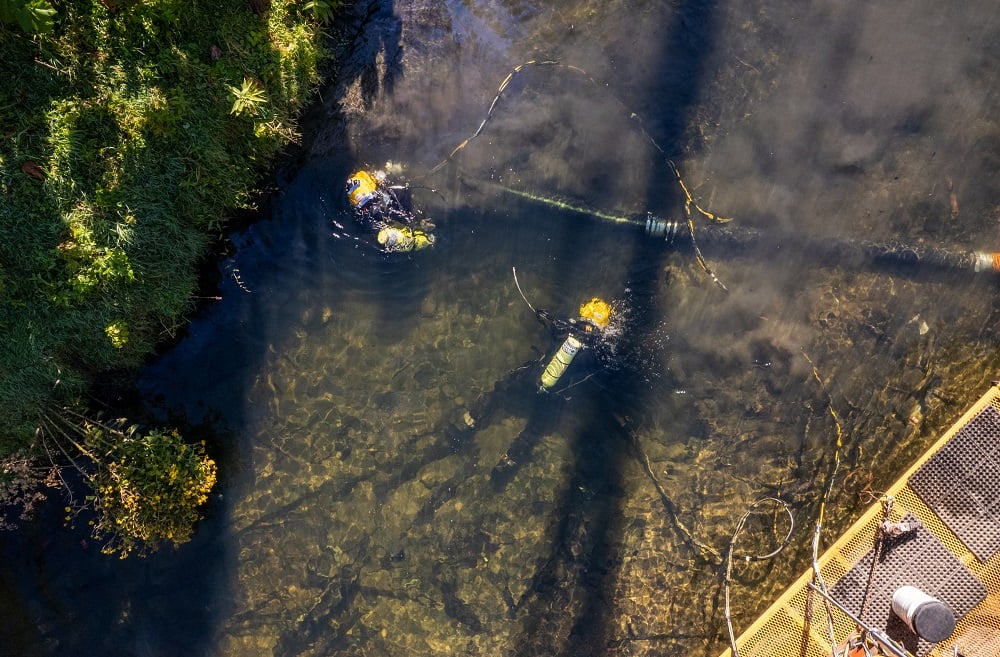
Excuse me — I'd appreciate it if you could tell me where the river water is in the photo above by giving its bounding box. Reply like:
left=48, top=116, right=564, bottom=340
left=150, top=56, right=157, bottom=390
left=3, top=1, right=998, bottom=656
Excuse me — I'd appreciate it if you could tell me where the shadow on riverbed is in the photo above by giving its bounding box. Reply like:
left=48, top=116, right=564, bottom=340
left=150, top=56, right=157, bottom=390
left=0, top=462, right=233, bottom=657
left=522, top=2, right=724, bottom=654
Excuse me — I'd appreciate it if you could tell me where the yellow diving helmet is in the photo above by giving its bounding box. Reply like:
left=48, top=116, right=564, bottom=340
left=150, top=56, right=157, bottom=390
left=578, top=297, right=612, bottom=331
left=346, top=170, right=381, bottom=209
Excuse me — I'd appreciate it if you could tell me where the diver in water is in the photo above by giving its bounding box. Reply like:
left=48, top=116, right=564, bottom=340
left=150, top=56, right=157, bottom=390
left=345, top=167, right=436, bottom=253
left=454, top=294, right=619, bottom=488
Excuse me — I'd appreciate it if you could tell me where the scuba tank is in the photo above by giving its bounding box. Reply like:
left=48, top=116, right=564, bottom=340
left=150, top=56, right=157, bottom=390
left=540, top=335, right=583, bottom=390
left=539, top=297, right=612, bottom=391
left=377, top=225, right=435, bottom=252
left=346, top=169, right=385, bottom=211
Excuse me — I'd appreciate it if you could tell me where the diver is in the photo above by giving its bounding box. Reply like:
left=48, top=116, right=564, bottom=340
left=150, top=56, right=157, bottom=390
left=535, top=297, right=613, bottom=392
left=345, top=167, right=436, bottom=252
left=454, top=288, right=619, bottom=488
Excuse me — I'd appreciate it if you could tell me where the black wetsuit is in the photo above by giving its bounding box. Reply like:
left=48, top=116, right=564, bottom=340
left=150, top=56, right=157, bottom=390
left=452, top=309, right=603, bottom=488
left=351, top=183, right=416, bottom=232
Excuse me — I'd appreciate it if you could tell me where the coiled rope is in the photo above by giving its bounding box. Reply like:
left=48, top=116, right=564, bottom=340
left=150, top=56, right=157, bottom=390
left=630, top=428, right=796, bottom=657
left=723, top=496, right=796, bottom=657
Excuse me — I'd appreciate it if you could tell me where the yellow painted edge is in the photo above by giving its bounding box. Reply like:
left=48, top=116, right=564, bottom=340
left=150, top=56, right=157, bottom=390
left=719, top=385, right=1000, bottom=657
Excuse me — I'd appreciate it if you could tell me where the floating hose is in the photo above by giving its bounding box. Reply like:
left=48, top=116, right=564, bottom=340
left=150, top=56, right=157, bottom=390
left=474, top=180, right=1000, bottom=277
left=685, top=221, right=1000, bottom=277
left=428, top=60, right=732, bottom=230
left=426, top=60, right=732, bottom=289
left=629, top=433, right=723, bottom=561
left=511, top=267, right=537, bottom=315
left=428, top=61, right=590, bottom=175
left=421, top=60, right=998, bottom=279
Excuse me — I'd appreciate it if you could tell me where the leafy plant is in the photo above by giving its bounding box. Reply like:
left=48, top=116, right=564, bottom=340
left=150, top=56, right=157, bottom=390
left=229, top=77, right=268, bottom=116
left=104, top=320, right=129, bottom=348
left=40, top=410, right=217, bottom=558
left=304, top=0, right=339, bottom=24
left=0, top=0, right=57, bottom=34
left=85, top=425, right=217, bottom=558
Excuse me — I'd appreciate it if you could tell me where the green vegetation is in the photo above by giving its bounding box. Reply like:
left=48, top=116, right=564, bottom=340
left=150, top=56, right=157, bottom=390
left=0, top=0, right=56, bottom=34
left=0, top=0, right=336, bottom=551
left=40, top=409, right=217, bottom=557
left=85, top=425, right=217, bottom=558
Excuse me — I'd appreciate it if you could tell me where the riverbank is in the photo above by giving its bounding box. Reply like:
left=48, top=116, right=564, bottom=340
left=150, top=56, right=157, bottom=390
left=0, top=0, right=336, bottom=524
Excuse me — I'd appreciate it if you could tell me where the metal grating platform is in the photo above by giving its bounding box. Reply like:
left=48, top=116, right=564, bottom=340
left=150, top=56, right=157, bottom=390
left=717, top=385, right=1000, bottom=657
left=908, top=405, right=1000, bottom=562
left=830, top=513, right=987, bottom=657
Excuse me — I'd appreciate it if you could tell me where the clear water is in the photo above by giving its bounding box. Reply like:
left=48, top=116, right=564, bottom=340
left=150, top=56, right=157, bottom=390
left=3, top=1, right=997, bottom=656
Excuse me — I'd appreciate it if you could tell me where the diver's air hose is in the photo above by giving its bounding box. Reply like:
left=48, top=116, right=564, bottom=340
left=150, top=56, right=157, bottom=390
left=689, top=221, right=999, bottom=275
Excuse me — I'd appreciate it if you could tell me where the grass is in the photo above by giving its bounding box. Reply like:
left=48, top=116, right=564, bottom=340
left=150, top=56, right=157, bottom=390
left=1, top=0, right=334, bottom=479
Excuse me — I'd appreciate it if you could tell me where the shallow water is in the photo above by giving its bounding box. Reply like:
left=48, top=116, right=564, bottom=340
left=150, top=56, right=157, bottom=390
left=3, top=1, right=998, bottom=655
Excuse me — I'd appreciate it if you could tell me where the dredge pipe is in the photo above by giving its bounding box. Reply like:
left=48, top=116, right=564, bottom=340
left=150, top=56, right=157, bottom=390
left=678, top=220, right=1000, bottom=276
left=475, top=181, right=999, bottom=277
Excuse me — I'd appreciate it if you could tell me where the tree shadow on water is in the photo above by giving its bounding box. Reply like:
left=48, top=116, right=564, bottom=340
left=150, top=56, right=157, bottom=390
left=164, top=2, right=724, bottom=654
left=0, top=453, right=235, bottom=657
left=300, top=0, right=404, bottom=158
left=501, top=2, right=726, bottom=655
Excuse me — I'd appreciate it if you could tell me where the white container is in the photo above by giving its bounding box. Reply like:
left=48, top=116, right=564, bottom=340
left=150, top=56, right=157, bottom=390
left=891, top=585, right=956, bottom=642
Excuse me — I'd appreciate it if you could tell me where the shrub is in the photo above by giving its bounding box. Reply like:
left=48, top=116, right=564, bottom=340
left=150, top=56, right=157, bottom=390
left=82, top=424, right=217, bottom=558
left=39, top=409, right=217, bottom=558
left=0, top=0, right=57, bottom=34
